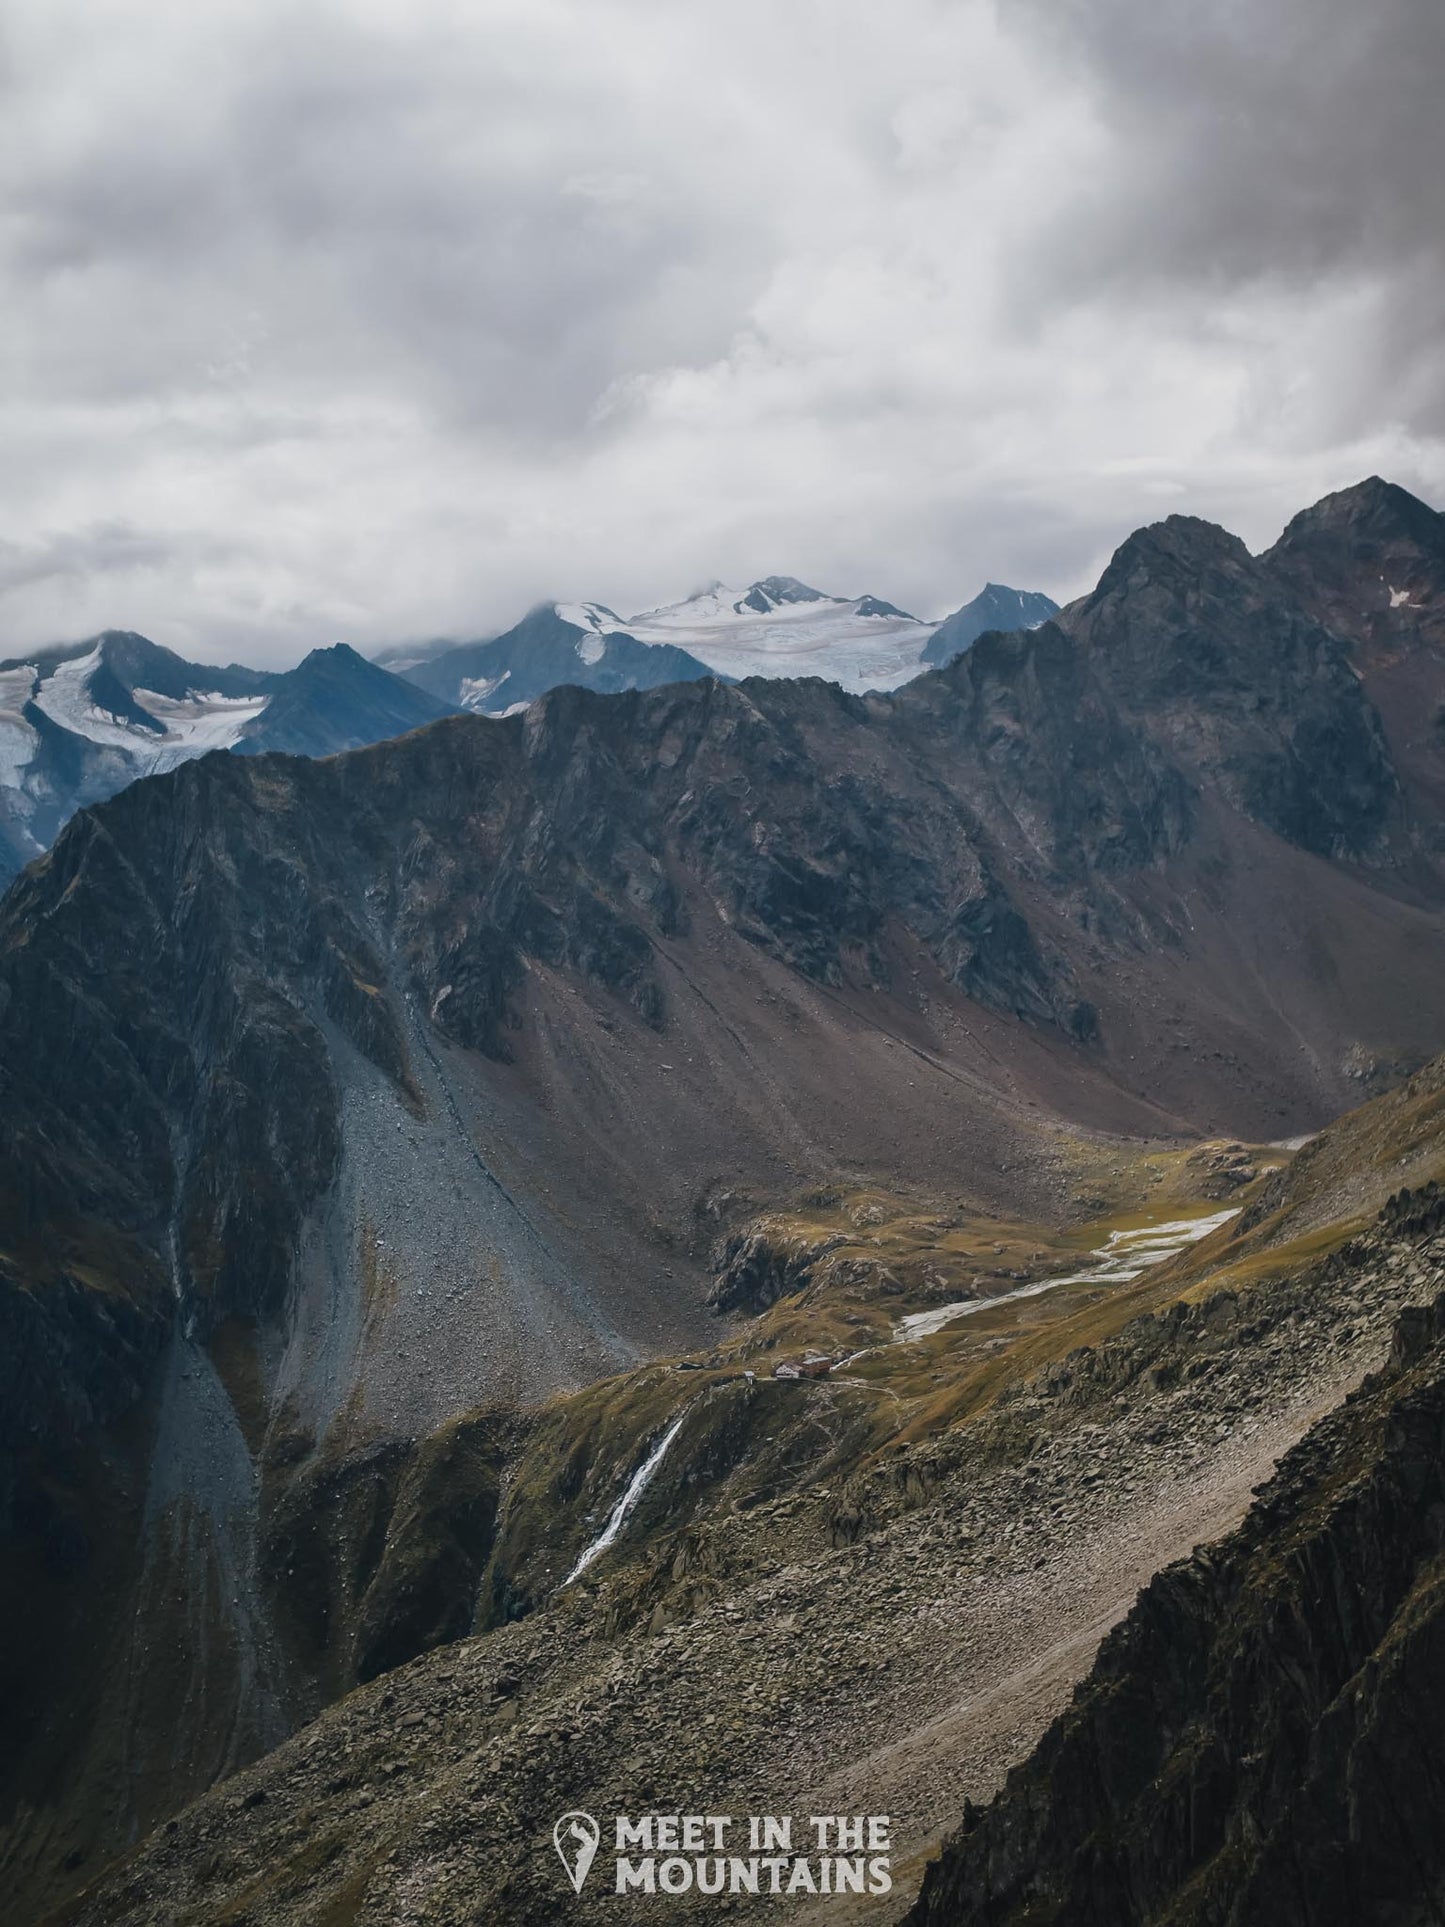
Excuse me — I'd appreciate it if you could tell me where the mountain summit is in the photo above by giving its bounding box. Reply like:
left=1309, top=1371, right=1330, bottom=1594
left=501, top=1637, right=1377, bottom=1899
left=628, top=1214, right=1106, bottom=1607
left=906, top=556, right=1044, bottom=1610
left=730, top=574, right=829, bottom=611
left=386, top=571, right=1064, bottom=707
left=0, top=632, right=453, bottom=888
left=921, top=581, right=1060, bottom=667
left=1265, top=475, right=1445, bottom=651
left=398, top=602, right=717, bottom=714
left=619, top=576, right=936, bottom=689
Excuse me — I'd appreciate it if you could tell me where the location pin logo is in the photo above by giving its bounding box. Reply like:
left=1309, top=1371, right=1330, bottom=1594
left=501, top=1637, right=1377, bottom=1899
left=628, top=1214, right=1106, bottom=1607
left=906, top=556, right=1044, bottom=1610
left=553, top=1811, right=601, bottom=1893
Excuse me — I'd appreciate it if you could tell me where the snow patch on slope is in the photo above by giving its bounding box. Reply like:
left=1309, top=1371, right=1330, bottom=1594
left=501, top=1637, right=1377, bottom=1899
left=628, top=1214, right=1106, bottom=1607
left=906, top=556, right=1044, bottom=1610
left=895, top=1209, right=1240, bottom=1342
left=460, top=671, right=512, bottom=709
left=554, top=603, right=628, bottom=667
left=31, top=646, right=268, bottom=763
left=555, top=601, right=627, bottom=636
left=0, top=667, right=40, bottom=787
left=133, top=687, right=272, bottom=752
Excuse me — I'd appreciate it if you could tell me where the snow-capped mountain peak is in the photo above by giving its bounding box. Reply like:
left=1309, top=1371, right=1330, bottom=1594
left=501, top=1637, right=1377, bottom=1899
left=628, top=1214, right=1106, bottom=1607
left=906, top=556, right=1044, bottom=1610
left=553, top=600, right=627, bottom=636
left=382, top=573, right=1061, bottom=712
left=732, top=575, right=828, bottom=613
left=620, top=577, right=934, bottom=691
left=552, top=601, right=629, bottom=665
left=7, top=633, right=270, bottom=768
left=0, top=631, right=452, bottom=888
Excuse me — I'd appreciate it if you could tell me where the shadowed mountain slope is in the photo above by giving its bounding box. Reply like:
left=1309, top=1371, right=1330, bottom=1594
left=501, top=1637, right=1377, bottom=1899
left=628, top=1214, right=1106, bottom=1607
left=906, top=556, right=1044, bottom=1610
left=904, top=1280, right=1445, bottom=1927
left=1264, top=476, right=1445, bottom=845
left=1058, top=514, right=1404, bottom=861
left=921, top=583, right=1060, bottom=667
left=0, top=632, right=454, bottom=888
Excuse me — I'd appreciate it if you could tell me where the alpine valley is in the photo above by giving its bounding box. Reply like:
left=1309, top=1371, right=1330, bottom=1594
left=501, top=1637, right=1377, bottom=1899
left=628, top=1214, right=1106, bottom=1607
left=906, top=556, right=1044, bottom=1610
left=3, top=478, right=1445, bottom=1925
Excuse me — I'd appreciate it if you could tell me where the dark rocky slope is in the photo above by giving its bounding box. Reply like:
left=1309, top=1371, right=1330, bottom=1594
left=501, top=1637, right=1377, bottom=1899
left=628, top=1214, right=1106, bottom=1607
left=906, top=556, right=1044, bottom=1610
left=904, top=1283, right=1445, bottom=1927
left=1265, top=475, right=1445, bottom=661
left=0, top=632, right=455, bottom=888
left=1264, top=477, right=1445, bottom=847
left=922, top=583, right=1060, bottom=667
left=1059, top=514, right=1400, bottom=861
left=399, top=602, right=716, bottom=712
left=35, top=1129, right=1445, bottom=1924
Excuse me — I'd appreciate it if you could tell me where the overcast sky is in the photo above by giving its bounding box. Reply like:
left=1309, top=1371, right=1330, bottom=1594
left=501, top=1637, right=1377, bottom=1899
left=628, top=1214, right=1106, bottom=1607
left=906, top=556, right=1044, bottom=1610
left=2, top=0, right=1443, bottom=664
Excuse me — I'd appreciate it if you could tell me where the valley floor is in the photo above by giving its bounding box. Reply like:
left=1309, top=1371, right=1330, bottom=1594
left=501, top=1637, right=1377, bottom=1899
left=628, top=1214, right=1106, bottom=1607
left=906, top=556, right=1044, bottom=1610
left=48, top=1214, right=1444, bottom=1925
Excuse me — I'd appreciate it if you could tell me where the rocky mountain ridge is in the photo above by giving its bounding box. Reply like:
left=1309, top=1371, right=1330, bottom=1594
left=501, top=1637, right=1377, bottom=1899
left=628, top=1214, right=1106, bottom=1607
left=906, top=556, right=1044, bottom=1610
left=0, top=631, right=454, bottom=888
left=906, top=1263, right=1445, bottom=1926
left=385, top=575, right=1059, bottom=710
left=1263, top=475, right=1445, bottom=845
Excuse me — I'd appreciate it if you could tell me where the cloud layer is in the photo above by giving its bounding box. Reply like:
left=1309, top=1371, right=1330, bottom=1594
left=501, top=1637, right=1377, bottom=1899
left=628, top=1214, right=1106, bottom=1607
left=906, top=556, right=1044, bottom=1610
left=2, top=0, right=1442, bottom=661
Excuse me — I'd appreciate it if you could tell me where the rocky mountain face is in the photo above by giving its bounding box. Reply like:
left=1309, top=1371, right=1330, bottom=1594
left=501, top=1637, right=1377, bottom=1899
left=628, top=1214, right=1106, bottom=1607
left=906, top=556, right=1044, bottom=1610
left=921, top=582, right=1060, bottom=667
left=0, top=632, right=454, bottom=888
left=396, top=601, right=717, bottom=714
left=1058, top=515, right=1402, bottom=860
left=1265, top=474, right=1445, bottom=658
left=4, top=482, right=1445, bottom=1920
left=1264, top=476, right=1445, bottom=845
left=905, top=1279, right=1445, bottom=1926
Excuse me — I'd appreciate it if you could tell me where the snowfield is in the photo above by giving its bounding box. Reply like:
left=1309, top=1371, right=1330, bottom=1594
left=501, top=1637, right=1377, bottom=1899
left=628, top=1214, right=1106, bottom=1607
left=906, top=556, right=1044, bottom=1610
left=28, top=646, right=269, bottom=764
left=623, top=580, right=938, bottom=693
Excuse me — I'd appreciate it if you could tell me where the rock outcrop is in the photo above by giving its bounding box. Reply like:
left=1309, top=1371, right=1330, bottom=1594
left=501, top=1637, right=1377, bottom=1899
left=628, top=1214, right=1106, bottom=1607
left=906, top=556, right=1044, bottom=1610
left=1061, top=514, right=1400, bottom=860
left=905, top=1281, right=1445, bottom=1926
left=1263, top=476, right=1445, bottom=846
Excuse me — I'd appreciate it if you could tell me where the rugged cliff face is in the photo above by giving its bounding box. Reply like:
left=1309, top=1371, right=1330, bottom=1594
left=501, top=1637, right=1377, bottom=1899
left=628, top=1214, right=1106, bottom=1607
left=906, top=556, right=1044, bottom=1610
left=1059, top=515, right=1401, bottom=861
left=1265, top=476, right=1445, bottom=661
left=1263, top=477, right=1445, bottom=845
left=904, top=1276, right=1445, bottom=1927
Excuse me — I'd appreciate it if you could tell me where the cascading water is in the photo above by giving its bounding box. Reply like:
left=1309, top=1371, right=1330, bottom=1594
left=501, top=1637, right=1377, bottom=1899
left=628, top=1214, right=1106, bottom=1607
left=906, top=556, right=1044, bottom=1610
left=564, top=1406, right=692, bottom=1585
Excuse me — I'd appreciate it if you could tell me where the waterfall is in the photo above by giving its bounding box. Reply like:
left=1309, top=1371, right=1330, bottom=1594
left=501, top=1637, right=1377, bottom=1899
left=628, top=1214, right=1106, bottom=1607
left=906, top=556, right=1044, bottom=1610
left=564, top=1407, right=691, bottom=1585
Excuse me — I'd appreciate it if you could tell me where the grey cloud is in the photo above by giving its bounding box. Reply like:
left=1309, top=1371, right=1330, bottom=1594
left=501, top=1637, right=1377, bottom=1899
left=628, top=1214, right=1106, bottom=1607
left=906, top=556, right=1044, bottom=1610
left=0, top=523, right=185, bottom=597
left=997, top=0, right=1445, bottom=460
left=0, top=0, right=1442, bottom=662
left=1011, top=0, right=1445, bottom=285
left=2, top=8, right=766, bottom=435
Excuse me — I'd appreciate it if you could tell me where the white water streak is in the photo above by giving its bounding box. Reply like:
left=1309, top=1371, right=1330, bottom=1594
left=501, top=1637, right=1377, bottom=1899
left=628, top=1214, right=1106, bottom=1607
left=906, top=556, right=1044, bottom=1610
left=565, top=1407, right=691, bottom=1584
